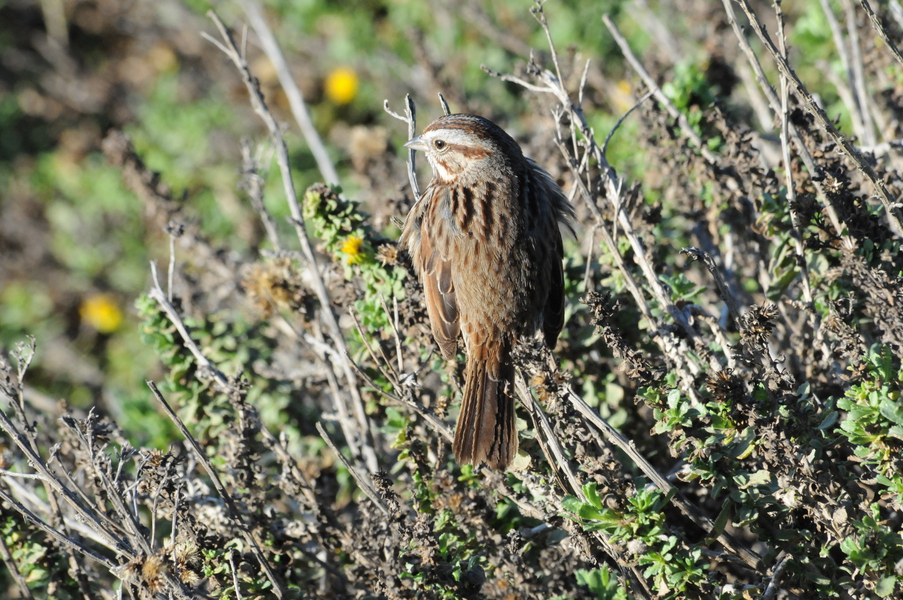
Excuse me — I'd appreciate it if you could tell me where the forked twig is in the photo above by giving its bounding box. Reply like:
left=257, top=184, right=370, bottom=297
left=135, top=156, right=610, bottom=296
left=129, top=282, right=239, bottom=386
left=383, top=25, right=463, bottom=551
left=384, top=94, right=422, bottom=202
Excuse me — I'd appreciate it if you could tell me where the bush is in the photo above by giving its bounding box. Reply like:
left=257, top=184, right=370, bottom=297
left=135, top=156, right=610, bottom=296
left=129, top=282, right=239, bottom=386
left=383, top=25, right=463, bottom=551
left=2, top=0, right=903, bottom=598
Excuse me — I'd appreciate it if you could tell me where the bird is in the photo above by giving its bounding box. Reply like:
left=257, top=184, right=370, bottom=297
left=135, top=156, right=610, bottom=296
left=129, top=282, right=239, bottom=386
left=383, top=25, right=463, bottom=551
left=399, top=113, right=574, bottom=469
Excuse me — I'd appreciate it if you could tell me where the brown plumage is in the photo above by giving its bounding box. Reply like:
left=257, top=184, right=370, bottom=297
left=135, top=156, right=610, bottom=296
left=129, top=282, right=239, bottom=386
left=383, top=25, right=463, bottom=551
left=400, top=114, right=574, bottom=469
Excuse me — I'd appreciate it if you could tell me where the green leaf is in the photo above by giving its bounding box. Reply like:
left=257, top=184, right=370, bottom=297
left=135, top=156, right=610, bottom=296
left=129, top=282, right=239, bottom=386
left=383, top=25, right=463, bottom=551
left=765, top=267, right=799, bottom=302
left=818, top=410, right=839, bottom=430
left=879, top=398, right=903, bottom=426
left=584, top=482, right=603, bottom=509
left=876, top=575, right=898, bottom=597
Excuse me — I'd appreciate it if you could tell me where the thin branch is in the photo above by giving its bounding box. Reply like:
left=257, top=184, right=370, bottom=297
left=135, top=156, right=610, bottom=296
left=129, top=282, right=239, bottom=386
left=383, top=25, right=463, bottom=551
left=602, top=14, right=718, bottom=165
left=384, top=94, right=422, bottom=202
left=734, top=0, right=903, bottom=233
left=601, top=90, right=652, bottom=159
left=147, top=381, right=287, bottom=598
left=316, top=422, right=390, bottom=516
left=843, top=0, right=876, bottom=146
left=860, top=0, right=903, bottom=72
left=680, top=248, right=743, bottom=326
left=0, top=530, right=35, bottom=600
left=819, top=0, right=868, bottom=142
left=515, top=373, right=584, bottom=500
left=228, top=550, right=244, bottom=600
left=204, top=11, right=379, bottom=472
left=239, top=0, right=340, bottom=186
left=240, top=138, right=282, bottom=251
left=775, top=2, right=815, bottom=307
left=762, top=552, right=791, bottom=600
left=148, top=262, right=230, bottom=391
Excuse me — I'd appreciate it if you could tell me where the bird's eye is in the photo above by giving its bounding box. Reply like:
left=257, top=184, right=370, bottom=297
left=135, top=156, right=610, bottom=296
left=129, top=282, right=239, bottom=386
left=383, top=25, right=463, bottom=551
left=433, top=139, right=447, bottom=150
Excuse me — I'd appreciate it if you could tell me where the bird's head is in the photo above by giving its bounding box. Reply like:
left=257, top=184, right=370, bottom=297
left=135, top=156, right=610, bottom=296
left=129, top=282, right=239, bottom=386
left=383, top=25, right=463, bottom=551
left=404, top=114, right=522, bottom=182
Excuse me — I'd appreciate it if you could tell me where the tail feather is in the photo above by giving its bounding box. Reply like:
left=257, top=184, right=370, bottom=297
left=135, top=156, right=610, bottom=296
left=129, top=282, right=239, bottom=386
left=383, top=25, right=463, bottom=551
left=453, top=340, right=517, bottom=469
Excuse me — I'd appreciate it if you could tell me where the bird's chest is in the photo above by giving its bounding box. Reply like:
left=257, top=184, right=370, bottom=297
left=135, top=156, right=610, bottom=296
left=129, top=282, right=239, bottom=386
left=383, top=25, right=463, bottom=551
left=435, top=178, right=524, bottom=247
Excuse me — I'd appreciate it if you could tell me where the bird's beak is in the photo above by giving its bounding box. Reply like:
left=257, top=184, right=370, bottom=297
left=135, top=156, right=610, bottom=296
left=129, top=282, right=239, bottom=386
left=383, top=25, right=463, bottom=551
left=404, top=136, right=427, bottom=151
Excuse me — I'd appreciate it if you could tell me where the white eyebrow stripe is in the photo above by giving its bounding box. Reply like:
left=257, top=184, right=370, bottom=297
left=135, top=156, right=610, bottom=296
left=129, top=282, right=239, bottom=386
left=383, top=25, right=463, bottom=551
left=424, top=129, right=477, bottom=147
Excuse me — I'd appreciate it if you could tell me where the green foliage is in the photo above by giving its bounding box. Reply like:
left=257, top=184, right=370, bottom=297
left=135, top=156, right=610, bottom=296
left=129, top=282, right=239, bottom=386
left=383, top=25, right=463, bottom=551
left=563, top=483, right=703, bottom=597
left=838, top=504, right=903, bottom=597
left=1, top=516, right=80, bottom=597
left=302, top=183, right=406, bottom=334
left=837, top=345, right=903, bottom=504
left=575, top=566, right=631, bottom=600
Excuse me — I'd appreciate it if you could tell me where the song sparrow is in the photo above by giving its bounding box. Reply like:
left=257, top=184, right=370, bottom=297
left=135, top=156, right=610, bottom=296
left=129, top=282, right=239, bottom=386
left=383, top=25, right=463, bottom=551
left=400, top=114, right=574, bottom=469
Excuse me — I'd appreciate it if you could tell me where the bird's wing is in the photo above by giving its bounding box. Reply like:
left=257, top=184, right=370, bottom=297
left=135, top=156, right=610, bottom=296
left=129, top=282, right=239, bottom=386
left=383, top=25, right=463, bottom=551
left=527, top=161, right=572, bottom=349
left=543, top=230, right=566, bottom=349
left=420, top=189, right=460, bottom=359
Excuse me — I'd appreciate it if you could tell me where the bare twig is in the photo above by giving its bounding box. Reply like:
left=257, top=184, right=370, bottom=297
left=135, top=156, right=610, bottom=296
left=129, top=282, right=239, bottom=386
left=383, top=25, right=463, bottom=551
left=240, top=138, right=282, bottom=250
left=734, top=0, right=903, bottom=233
left=515, top=373, right=584, bottom=500
left=228, top=550, right=244, bottom=600
left=631, top=0, right=682, bottom=60
left=860, top=0, right=903, bottom=72
left=602, top=14, right=719, bottom=165
left=680, top=248, right=743, bottom=326
left=240, top=0, right=340, bottom=186
left=148, top=262, right=230, bottom=390
left=762, top=552, right=791, bottom=600
left=384, top=94, right=422, bottom=201
left=843, top=0, right=876, bottom=146
left=204, top=11, right=378, bottom=472
left=316, top=422, right=390, bottom=516
left=0, top=531, right=34, bottom=600
left=818, top=0, right=868, bottom=143
left=147, top=381, right=287, bottom=598
left=738, top=62, right=775, bottom=132
left=775, top=2, right=815, bottom=307
left=601, top=90, right=652, bottom=159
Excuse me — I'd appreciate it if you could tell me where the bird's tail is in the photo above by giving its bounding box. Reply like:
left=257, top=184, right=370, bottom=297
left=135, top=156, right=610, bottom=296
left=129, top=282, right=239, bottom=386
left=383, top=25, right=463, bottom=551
left=453, top=338, right=517, bottom=469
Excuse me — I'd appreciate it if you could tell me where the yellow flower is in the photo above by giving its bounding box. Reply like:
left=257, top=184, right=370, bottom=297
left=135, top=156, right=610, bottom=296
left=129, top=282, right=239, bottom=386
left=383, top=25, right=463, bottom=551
left=325, top=67, right=359, bottom=105
left=612, top=78, right=634, bottom=113
left=80, top=293, right=123, bottom=333
left=341, top=235, right=365, bottom=264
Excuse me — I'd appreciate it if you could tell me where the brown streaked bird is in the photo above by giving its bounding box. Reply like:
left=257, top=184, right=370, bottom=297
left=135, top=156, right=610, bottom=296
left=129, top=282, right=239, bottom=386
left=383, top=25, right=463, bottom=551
left=400, top=114, right=574, bottom=469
